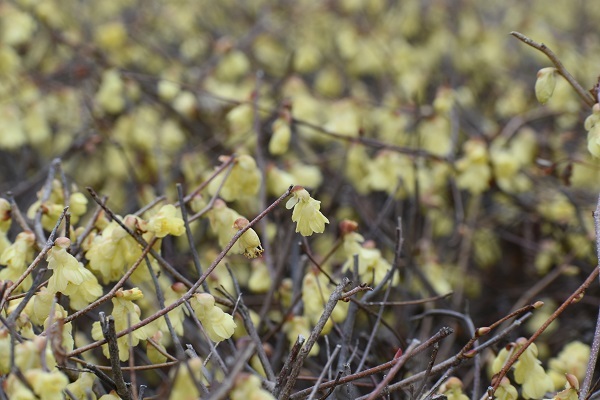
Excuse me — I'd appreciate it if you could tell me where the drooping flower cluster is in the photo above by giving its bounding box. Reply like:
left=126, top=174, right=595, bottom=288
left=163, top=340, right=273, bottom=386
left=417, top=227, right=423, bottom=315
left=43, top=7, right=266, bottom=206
left=285, top=186, right=329, bottom=236
left=190, top=293, right=236, bottom=342
left=91, top=288, right=150, bottom=361
left=47, top=237, right=103, bottom=310
left=492, top=338, right=555, bottom=399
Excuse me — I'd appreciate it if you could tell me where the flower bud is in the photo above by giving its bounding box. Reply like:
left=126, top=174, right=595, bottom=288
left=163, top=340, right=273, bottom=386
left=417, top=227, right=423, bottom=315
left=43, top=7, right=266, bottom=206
left=534, top=67, right=557, bottom=104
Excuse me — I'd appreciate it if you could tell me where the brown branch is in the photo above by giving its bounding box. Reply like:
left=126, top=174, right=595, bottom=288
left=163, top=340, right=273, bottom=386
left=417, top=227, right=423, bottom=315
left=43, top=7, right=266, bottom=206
left=510, top=31, right=596, bottom=107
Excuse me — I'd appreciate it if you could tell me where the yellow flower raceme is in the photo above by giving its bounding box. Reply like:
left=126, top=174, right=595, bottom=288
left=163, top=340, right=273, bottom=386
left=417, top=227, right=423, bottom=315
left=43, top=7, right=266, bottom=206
left=512, top=339, right=554, bottom=399
left=85, top=216, right=144, bottom=283
left=286, top=186, right=329, bottom=236
left=146, top=204, right=185, bottom=238
left=191, top=293, right=236, bottom=342
left=438, top=377, right=469, bottom=400
left=47, top=237, right=102, bottom=310
left=91, top=288, right=150, bottom=361
left=494, top=377, right=518, bottom=400
left=0, top=230, right=36, bottom=292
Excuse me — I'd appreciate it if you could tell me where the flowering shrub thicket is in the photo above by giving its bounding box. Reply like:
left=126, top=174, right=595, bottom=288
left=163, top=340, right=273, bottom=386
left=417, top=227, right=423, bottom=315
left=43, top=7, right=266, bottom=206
left=1, top=0, right=600, bottom=399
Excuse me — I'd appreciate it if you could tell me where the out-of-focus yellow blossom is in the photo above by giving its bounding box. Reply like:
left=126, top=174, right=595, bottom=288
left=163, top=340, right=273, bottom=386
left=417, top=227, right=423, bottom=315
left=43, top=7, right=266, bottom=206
left=215, top=50, right=251, bottom=82
left=0, top=197, right=11, bottom=232
left=226, top=102, right=254, bottom=136
left=14, top=336, right=56, bottom=371
left=266, top=164, right=295, bottom=196
left=0, top=104, right=27, bottom=150
left=27, top=182, right=88, bottom=231
left=324, top=100, right=359, bottom=136
left=65, top=372, right=97, bottom=400
left=191, top=293, right=236, bottom=342
left=0, top=230, right=36, bottom=292
left=146, top=204, right=185, bottom=238
left=438, top=377, right=469, bottom=400
left=95, top=69, right=125, bottom=114
left=285, top=186, right=329, bottom=236
left=289, top=162, right=323, bottom=189
left=456, top=139, right=491, bottom=194
left=269, top=112, right=292, bottom=155
left=231, top=373, right=275, bottom=400
left=248, top=259, right=271, bottom=293
left=548, top=341, right=590, bottom=390
left=99, top=391, right=123, bottom=400
left=345, top=143, right=370, bottom=193
left=26, top=369, right=70, bottom=400
left=47, top=237, right=102, bottom=310
left=207, top=155, right=261, bottom=201
left=91, top=288, right=150, bottom=361
left=283, top=315, right=319, bottom=356
left=157, top=79, right=180, bottom=101
left=168, top=357, right=205, bottom=400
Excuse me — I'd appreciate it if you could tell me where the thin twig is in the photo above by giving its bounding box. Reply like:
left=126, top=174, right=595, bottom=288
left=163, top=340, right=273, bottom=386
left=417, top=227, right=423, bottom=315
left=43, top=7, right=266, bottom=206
left=579, top=193, right=600, bottom=400
left=307, top=345, right=342, bottom=400
left=491, top=266, right=600, bottom=394
left=510, top=31, right=595, bottom=107
left=278, top=278, right=351, bottom=400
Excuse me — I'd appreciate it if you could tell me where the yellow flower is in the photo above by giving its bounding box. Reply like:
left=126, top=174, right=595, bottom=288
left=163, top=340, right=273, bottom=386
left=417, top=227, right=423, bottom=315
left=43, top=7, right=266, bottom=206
left=269, top=115, right=292, bottom=155
left=47, top=237, right=103, bottom=310
left=85, top=217, right=143, bottom=283
left=27, top=369, right=70, bottom=400
left=146, top=204, right=185, bottom=238
left=439, top=377, right=469, bottom=400
left=233, top=218, right=264, bottom=259
left=513, top=339, right=554, bottom=399
left=231, top=374, right=275, bottom=400
left=91, top=288, right=150, bottom=361
left=0, top=230, right=36, bottom=292
left=191, top=293, right=236, bottom=342
left=494, top=377, right=518, bottom=400
left=207, top=154, right=261, bottom=201
left=285, top=186, right=329, bottom=236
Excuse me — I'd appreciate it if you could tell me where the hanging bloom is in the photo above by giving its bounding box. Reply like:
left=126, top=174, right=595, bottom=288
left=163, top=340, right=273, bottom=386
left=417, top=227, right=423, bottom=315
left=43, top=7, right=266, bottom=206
left=207, top=155, right=261, bottom=201
left=513, top=338, right=554, bottom=399
left=47, top=237, right=102, bottom=310
left=233, top=218, right=264, bottom=258
left=85, top=216, right=143, bottom=283
left=191, top=293, right=236, bottom=342
left=0, top=231, right=36, bottom=292
left=285, top=186, right=329, bottom=236
left=438, top=377, right=469, bottom=400
left=146, top=204, right=185, bottom=238
left=231, top=373, right=276, bottom=400
left=91, top=288, right=150, bottom=361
